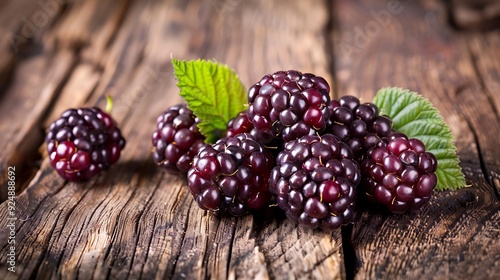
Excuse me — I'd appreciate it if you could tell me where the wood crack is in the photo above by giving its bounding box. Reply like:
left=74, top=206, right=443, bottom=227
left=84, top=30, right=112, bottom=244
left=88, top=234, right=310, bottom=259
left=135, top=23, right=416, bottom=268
left=22, top=203, right=66, bottom=279
left=138, top=213, right=158, bottom=280
left=1, top=0, right=499, bottom=278
left=455, top=84, right=499, bottom=200
left=327, top=0, right=358, bottom=279
left=1, top=51, right=80, bottom=202
left=201, top=214, right=218, bottom=279
left=74, top=183, right=115, bottom=261
left=137, top=172, right=165, bottom=279
left=48, top=185, right=96, bottom=276
left=464, top=39, right=500, bottom=122
left=225, top=218, right=237, bottom=279
left=467, top=117, right=498, bottom=198
left=102, top=178, right=148, bottom=278
left=462, top=37, right=500, bottom=199
left=341, top=224, right=356, bottom=280
left=126, top=195, right=153, bottom=278
left=15, top=170, right=68, bottom=234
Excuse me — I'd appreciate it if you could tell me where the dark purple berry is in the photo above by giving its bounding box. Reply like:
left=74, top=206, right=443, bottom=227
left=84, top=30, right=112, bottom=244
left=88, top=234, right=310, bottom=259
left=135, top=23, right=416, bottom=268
left=187, top=133, right=275, bottom=216
left=361, top=132, right=438, bottom=213
left=326, top=95, right=393, bottom=162
left=269, top=134, right=360, bottom=231
left=151, top=104, right=206, bottom=173
left=46, top=107, right=126, bottom=181
left=247, top=70, right=331, bottom=142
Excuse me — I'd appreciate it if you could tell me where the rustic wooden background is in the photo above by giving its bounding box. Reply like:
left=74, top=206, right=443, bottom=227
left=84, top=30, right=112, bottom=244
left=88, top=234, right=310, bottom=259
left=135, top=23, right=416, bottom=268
left=0, top=0, right=499, bottom=279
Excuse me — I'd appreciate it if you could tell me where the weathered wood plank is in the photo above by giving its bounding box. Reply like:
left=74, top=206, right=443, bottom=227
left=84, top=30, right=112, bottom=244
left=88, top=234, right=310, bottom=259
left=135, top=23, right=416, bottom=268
left=1, top=0, right=498, bottom=278
left=465, top=31, right=500, bottom=195
left=0, top=0, right=132, bottom=202
left=330, top=0, right=500, bottom=278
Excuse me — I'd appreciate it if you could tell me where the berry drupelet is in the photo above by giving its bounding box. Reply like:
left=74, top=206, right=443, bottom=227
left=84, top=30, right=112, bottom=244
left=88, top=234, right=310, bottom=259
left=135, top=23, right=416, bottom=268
left=326, top=95, right=393, bottom=162
left=247, top=70, right=331, bottom=142
left=187, top=133, right=275, bottom=216
left=269, top=134, right=361, bottom=231
left=151, top=104, right=206, bottom=173
left=46, top=107, right=126, bottom=181
left=361, top=132, right=438, bottom=213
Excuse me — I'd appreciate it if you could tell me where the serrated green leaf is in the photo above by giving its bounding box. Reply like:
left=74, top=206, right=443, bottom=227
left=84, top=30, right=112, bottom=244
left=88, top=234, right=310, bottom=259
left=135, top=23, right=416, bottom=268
left=172, top=59, right=247, bottom=143
left=373, top=87, right=467, bottom=191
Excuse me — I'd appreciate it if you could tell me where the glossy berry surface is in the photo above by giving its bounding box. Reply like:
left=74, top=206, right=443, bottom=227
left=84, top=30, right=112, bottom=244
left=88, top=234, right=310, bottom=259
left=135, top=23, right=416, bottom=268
left=247, top=70, right=331, bottom=142
left=361, top=132, right=438, bottom=213
left=151, top=104, right=206, bottom=173
left=187, top=133, right=275, bottom=216
left=46, top=107, right=126, bottom=181
left=269, top=134, right=360, bottom=231
left=326, top=95, right=393, bottom=161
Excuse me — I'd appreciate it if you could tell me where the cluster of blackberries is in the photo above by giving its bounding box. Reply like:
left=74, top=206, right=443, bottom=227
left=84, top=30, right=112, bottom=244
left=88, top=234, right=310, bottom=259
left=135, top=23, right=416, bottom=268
left=151, top=104, right=206, bottom=173
left=45, top=70, right=437, bottom=231
left=148, top=70, right=438, bottom=230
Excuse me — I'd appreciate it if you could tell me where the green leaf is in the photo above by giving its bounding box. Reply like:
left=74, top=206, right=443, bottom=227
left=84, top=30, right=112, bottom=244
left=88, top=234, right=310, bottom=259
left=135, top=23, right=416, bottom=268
left=172, top=58, right=247, bottom=143
left=373, top=87, right=467, bottom=191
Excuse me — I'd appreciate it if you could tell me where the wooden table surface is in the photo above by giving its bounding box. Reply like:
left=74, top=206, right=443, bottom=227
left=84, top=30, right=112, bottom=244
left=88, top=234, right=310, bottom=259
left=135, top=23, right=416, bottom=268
left=0, top=0, right=499, bottom=279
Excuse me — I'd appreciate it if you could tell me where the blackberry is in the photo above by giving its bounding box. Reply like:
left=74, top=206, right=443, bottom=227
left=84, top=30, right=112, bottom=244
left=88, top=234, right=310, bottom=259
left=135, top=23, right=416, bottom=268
left=46, top=107, right=126, bottom=181
left=326, top=95, right=393, bottom=162
left=187, top=133, right=275, bottom=216
left=269, top=134, right=360, bottom=231
left=151, top=104, right=206, bottom=173
left=361, top=132, right=438, bottom=213
left=247, top=70, right=331, bottom=142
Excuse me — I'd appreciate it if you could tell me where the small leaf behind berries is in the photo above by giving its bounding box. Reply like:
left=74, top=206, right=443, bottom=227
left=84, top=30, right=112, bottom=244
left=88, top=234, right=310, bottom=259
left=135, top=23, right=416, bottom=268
left=373, top=87, right=467, bottom=191
left=172, top=59, right=247, bottom=143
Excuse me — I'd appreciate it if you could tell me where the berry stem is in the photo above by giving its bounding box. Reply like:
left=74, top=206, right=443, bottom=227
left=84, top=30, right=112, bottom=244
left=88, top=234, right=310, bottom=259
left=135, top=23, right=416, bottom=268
left=105, top=95, right=114, bottom=113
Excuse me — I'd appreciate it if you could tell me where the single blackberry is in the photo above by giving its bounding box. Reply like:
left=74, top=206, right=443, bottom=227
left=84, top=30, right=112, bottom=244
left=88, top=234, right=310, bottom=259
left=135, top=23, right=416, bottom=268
left=46, top=107, right=126, bottom=181
left=247, top=70, right=331, bottom=142
left=151, top=104, right=206, bottom=173
left=187, top=133, right=275, bottom=216
left=361, top=132, right=438, bottom=213
left=269, top=134, right=360, bottom=231
left=326, top=95, right=393, bottom=162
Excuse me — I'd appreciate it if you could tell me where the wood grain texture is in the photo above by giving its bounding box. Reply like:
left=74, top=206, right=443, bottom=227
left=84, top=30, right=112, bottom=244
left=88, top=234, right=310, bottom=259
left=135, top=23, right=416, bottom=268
left=331, top=0, right=500, bottom=279
left=0, top=50, right=75, bottom=201
left=0, top=0, right=498, bottom=279
left=465, top=31, right=500, bottom=195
